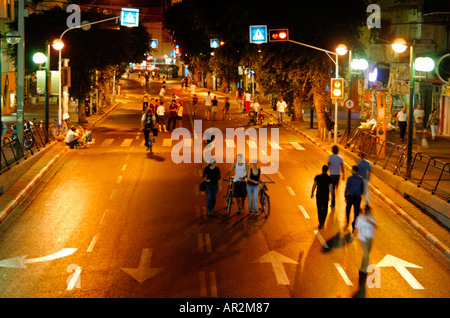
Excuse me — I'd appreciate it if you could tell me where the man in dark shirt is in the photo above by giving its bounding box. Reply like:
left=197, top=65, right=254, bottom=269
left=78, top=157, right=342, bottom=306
left=203, top=158, right=221, bottom=215
left=311, top=165, right=333, bottom=229
left=344, top=165, right=364, bottom=232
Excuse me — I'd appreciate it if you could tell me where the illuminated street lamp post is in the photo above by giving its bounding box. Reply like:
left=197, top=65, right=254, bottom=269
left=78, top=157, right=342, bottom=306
left=288, top=40, right=348, bottom=143
left=391, top=38, right=435, bottom=178
left=33, top=45, right=50, bottom=143
left=347, top=52, right=369, bottom=135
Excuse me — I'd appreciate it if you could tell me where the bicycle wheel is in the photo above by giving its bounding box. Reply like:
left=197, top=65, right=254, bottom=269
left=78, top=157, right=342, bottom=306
left=261, top=194, right=270, bottom=217
left=226, top=191, right=232, bottom=215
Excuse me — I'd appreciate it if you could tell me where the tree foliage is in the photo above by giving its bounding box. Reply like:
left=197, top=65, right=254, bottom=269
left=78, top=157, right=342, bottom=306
left=164, top=0, right=368, bottom=130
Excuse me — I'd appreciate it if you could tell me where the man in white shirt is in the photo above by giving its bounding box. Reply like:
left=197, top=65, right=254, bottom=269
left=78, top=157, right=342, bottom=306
left=396, top=107, right=408, bottom=141
left=159, top=86, right=166, bottom=103
left=276, top=97, right=287, bottom=125
left=413, top=104, right=424, bottom=123
left=204, top=91, right=212, bottom=120
left=65, top=126, right=78, bottom=149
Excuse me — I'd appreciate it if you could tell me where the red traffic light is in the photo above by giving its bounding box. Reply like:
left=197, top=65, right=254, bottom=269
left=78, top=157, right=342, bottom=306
left=269, top=29, right=289, bottom=42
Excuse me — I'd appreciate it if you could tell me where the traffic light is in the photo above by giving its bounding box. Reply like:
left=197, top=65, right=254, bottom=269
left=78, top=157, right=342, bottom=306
left=269, top=29, right=289, bottom=42
left=330, top=78, right=344, bottom=99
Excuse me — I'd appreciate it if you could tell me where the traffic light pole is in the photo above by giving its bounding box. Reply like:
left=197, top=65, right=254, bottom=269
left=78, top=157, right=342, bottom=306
left=288, top=39, right=340, bottom=143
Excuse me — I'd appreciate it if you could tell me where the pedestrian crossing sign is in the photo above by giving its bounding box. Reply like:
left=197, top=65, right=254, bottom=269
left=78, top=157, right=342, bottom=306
left=249, top=25, right=267, bottom=44
left=210, top=39, right=219, bottom=48
left=121, top=8, right=139, bottom=27
left=150, top=39, right=158, bottom=48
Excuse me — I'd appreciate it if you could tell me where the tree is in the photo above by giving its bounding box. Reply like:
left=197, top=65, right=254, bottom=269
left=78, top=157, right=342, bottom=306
left=7, top=6, right=150, bottom=124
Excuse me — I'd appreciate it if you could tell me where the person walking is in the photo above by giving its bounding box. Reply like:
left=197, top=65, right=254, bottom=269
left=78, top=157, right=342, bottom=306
left=223, top=97, right=231, bottom=120
left=156, top=101, right=167, bottom=132
left=141, top=108, right=155, bottom=153
left=415, top=116, right=426, bottom=152
left=211, top=96, right=218, bottom=120
left=413, top=104, right=425, bottom=123
left=246, top=160, right=261, bottom=216
left=311, top=165, right=333, bottom=229
left=327, top=145, right=345, bottom=208
left=276, top=97, right=287, bottom=125
left=244, top=90, right=251, bottom=113
left=203, top=158, right=221, bottom=215
left=167, top=100, right=178, bottom=131
left=352, top=205, right=376, bottom=283
left=357, top=153, right=372, bottom=207
left=427, top=109, right=439, bottom=141
left=176, top=101, right=183, bottom=128
left=344, top=165, right=364, bottom=232
left=204, top=91, right=212, bottom=120
left=396, top=107, right=408, bottom=141
left=237, top=91, right=244, bottom=113
left=224, top=153, right=248, bottom=214
left=159, top=85, right=166, bottom=104
left=142, top=94, right=149, bottom=112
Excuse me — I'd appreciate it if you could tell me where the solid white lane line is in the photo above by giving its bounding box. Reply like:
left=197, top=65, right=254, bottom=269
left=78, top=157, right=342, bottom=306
left=87, top=235, right=99, bottom=253
left=298, top=205, right=310, bottom=219
left=334, top=263, right=353, bottom=286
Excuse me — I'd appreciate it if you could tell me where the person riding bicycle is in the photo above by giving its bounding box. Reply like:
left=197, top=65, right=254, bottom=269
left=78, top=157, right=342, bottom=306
left=223, top=97, right=231, bottom=120
left=223, top=153, right=248, bottom=214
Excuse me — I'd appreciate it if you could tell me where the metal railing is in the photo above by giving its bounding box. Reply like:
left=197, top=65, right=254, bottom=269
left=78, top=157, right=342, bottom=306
left=0, top=125, right=54, bottom=174
left=342, top=128, right=450, bottom=202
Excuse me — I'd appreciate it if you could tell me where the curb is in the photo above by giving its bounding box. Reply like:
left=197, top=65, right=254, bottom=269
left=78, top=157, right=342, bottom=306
left=0, top=148, right=67, bottom=225
left=268, top=112, right=450, bottom=260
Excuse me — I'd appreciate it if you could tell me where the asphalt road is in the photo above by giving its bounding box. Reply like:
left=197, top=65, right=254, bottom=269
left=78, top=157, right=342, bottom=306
left=0, top=77, right=448, bottom=299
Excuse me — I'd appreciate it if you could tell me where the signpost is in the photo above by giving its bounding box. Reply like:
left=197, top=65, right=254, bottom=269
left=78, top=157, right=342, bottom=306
left=210, top=39, right=219, bottom=48
left=120, top=8, right=139, bottom=27
left=249, top=25, right=267, bottom=44
left=344, top=98, right=355, bottom=110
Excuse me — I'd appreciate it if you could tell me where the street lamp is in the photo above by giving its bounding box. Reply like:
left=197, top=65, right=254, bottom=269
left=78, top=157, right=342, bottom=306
left=52, top=39, right=64, bottom=127
left=0, top=30, right=21, bottom=167
left=33, top=43, right=51, bottom=143
left=391, top=37, right=435, bottom=178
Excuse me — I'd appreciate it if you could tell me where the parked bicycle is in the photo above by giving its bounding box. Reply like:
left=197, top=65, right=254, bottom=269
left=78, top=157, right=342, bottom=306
left=49, top=118, right=69, bottom=137
left=10, top=123, right=34, bottom=149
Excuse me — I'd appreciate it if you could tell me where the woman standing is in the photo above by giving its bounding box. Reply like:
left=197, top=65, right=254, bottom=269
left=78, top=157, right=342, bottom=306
left=176, top=101, right=184, bottom=128
left=427, top=109, right=439, bottom=141
left=203, top=159, right=221, bottom=215
left=246, top=160, right=260, bottom=215
left=224, top=154, right=248, bottom=214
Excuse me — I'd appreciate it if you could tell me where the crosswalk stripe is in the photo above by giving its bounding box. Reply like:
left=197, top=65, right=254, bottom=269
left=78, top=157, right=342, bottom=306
left=269, top=141, right=283, bottom=149
left=162, top=139, right=172, bottom=147
left=101, top=139, right=114, bottom=147
left=290, top=142, right=305, bottom=150
left=225, top=139, right=235, bottom=148
left=121, top=139, right=133, bottom=147
left=247, top=140, right=258, bottom=149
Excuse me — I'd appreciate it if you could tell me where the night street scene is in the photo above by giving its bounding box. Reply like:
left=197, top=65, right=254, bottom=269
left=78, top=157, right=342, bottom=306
left=0, top=0, right=449, bottom=312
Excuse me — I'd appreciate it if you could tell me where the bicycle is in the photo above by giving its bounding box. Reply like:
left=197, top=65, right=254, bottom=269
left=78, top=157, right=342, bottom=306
left=259, top=178, right=274, bottom=218
left=222, top=106, right=230, bottom=120
left=49, top=118, right=69, bottom=137
left=192, top=102, right=198, bottom=117
left=223, top=178, right=234, bottom=216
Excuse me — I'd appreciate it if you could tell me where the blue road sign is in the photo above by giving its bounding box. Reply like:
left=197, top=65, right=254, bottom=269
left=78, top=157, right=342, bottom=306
left=210, top=39, right=219, bottom=48
left=150, top=39, right=158, bottom=48
left=249, top=25, right=267, bottom=44
left=121, top=8, right=139, bottom=27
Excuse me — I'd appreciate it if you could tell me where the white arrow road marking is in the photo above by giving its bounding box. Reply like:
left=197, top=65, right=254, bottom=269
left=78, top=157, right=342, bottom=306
left=253, top=251, right=298, bottom=285
left=121, top=248, right=163, bottom=283
left=377, top=254, right=424, bottom=290
left=0, top=248, right=78, bottom=269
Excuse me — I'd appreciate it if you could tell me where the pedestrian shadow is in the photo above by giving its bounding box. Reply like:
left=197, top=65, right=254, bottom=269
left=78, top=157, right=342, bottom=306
left=321, top=231, right=353, bottom=253
left=146, top=152, right=165, bottom=161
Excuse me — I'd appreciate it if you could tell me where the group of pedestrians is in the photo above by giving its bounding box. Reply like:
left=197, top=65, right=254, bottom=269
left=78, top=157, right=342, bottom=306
left=201, top=154, right=268, bottom=216
left=311, top=145, right=376, bottom=280
left=396, top=103, right=440, bottom=151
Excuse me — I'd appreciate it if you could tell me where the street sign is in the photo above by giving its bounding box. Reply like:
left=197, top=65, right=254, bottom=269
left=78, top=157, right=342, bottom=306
left=344, top=98, right=355, bottom=110
left=150, top=39, right=158, bottom=48
left=249, top=25, right=267, bottom=44
left=120, top=8, right=139, bottom=27
left=210, top=39, right=219, bottom=48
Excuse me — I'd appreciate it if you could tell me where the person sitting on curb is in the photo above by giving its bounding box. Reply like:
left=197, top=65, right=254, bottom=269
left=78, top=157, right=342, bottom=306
left=65, top=126, right=78, bottom=149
